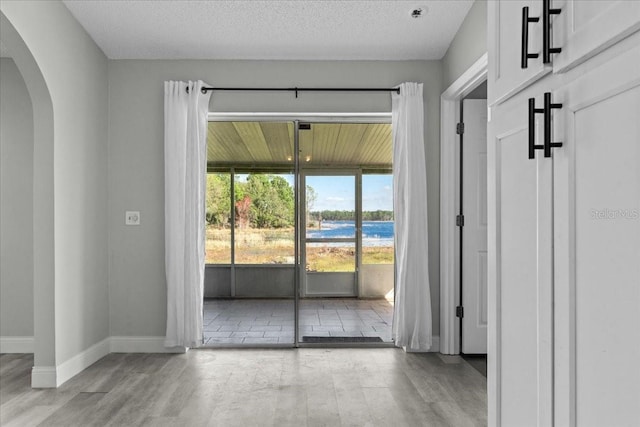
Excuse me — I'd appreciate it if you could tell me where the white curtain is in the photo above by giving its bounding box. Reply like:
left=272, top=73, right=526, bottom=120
left=391, top=82, right=432, bottom=351
left=164, top=80, right=212, bottom=348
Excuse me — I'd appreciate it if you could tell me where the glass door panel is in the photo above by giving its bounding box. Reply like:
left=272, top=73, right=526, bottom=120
left=204, top=121, right=296, bottom=346
left=297, top=122, right=394, bottom=345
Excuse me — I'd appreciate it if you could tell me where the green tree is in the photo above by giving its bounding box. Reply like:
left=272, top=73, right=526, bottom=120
left=206, top=173, right=231, bottom=226
left=245, top=174, right=269, bottom=227
left=242, top=174, right=295, bottom=228
left=271, top=175, right=294, bottom=227
left=209, top=173, right=297, bottom=229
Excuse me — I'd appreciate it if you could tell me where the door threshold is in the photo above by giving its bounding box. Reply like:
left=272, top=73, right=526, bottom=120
left=198, top=342, right=396, bottom=349
left=297, top=342, right=395, bottom=348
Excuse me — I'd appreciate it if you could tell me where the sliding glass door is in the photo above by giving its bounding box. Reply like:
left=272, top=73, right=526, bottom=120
left=205, top=118, right=394, bottom=347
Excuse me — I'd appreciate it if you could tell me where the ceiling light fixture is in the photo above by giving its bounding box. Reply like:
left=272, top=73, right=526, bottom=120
left=411, top=7, right=426, bottom=18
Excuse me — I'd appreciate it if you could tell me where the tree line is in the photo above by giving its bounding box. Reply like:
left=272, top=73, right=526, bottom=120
left=311, top=210, right=393, bottom=221
left=206, top=173, right=392, bottom=229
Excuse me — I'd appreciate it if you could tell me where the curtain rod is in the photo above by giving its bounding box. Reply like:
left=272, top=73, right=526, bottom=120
left=188, top=86, right=400, bottom=98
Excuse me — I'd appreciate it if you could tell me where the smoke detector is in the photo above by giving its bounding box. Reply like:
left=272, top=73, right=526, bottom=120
left=411, top=7, right=426, bottom=18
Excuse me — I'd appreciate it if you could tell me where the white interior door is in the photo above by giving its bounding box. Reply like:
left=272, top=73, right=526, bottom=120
left=461, top=99, right=488, bottom=354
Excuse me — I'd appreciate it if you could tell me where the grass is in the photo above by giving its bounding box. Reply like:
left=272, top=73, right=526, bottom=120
left=206, top=226, right=393, bottom=271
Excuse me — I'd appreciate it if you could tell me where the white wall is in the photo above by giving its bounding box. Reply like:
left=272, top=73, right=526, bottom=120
left=0, top=57, right=34, bottom=339
left=0, top=1, right=110, bottom=369
left=1, top=0, right=468, bottom=368
left=107, top=60, right=444, bottom=337
left=442, top=0, right=487, bottom=89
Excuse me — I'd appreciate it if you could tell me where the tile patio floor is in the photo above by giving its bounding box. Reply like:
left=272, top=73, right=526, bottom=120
left=203, top=298, right=394, bottom=345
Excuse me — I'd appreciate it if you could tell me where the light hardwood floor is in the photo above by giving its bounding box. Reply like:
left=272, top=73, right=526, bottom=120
left=0, top=349, right=486, bottom=426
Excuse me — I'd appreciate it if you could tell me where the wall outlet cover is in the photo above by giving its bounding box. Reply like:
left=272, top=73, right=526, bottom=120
left=125, top=211, right=140, bottom=225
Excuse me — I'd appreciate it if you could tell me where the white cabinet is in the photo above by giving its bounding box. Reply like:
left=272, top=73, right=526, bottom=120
left=488, top=0, right=550, bottom=105
left=552, top=44, right=640, bottom=427
left=488, top=93, right=554, bottom=426
left=489, top=0, right=640, bottom=104
left=488, top=1, right=640, bottom=425
left=553, top=0, right=640, bottom=72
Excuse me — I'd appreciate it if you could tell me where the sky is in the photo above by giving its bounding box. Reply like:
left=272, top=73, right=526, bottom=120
left=237, top=173, right=393, bottom=212
left=307, top=174, right=393, bottom=212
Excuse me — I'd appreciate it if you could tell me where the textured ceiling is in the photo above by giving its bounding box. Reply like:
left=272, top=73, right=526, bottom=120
left=62, top=0, right=474, bottom=60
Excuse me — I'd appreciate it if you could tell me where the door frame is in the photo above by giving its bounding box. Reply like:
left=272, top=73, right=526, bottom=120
left=300, top=168, right=361, bottom=298
left=206, top=112, right=393, bottom=349
left=439, top=53, right=488, bottom=355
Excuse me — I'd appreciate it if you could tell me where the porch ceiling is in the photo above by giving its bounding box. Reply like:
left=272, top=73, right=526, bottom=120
left=207, top=122, right=392, bottom=168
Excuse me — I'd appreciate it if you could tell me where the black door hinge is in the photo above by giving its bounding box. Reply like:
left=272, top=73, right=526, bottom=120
left=456, top=214, right=464, bottom=227
left=456, top=306, right=464, bottom=318
left=456, top=122, right=465, bottom=135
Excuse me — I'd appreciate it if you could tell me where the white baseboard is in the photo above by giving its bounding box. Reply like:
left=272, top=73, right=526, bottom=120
left=0, top=336, right=34, bottom=353
left=55, top=337, right=111, bottom=387
left=31, top=338, right=111, bottom=388
left=31, top=366, right=57, bottom=388
left=110, top=336, right=186, bottom=353
left=31, top=333, right=429, bottom=388
left=30, top=336, right=181, bottom=388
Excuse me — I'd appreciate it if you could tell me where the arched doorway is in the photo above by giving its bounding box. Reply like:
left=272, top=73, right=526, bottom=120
left=1, top=11, right=56, bottom=387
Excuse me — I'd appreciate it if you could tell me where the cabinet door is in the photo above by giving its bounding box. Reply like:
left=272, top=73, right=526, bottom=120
left=488, top=95, right=553, bottom=426
left=488, top=0, right=551, bottom=105
left=553, top=43, right=640, bottom=427
left=552, top=0, right=640, bottom=72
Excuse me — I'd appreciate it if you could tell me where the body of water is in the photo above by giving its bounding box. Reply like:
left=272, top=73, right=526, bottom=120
left=306, top=221, right=394, bottom=246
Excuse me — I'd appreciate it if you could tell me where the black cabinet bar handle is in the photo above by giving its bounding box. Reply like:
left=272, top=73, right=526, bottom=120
left=543, top=0, right=562, bottom=63
left=543, top=92, right=563, bottom=157
left=529, top=98, right=545, bottom=159
left=521, top=7, right=540, bottom=69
